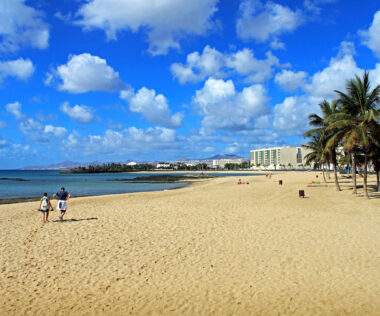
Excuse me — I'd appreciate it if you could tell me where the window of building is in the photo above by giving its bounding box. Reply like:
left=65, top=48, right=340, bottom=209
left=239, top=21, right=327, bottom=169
left=297, top=148, right=302, bottom=163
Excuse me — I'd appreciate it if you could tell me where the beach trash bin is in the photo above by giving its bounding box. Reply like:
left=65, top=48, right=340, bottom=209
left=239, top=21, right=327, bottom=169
left=299, top=190, right=305, bottom=198
left=279, top=180, right=283, bottom=185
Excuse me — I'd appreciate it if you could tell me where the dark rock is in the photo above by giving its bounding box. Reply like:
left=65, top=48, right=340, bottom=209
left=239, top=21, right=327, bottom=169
left=109, top=174, right=216, bottom=183
left=0, top=178, right=30, bottom=181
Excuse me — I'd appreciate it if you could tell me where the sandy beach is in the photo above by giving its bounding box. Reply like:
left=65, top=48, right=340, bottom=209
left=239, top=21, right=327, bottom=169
left=1, top=171, right=379, bottom=315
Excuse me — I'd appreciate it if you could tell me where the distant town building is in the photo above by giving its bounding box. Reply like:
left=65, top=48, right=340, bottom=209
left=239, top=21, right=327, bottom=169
left=127, top=161, right=137, bottom=166
left=156, top=163, right=172, bottom=169
left=170, top=160, right=214, bottom=168
left=250, top=146, right=311, bottom=169
left=212, top=158, right=248, bottom=169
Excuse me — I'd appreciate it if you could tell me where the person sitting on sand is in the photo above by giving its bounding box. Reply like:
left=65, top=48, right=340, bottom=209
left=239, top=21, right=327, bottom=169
left=40, top=192, right=53, bottom=223
left=55, top=187, right=70, bottom=221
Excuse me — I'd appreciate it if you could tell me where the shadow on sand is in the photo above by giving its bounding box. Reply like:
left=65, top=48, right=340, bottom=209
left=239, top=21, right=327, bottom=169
left=354, top=190, right=380, bottom=199
left=312, top=178, right=380, bottom=199
left=52, top=217, right=98, bottom=223
left=337, top=179, right=380, bottom=199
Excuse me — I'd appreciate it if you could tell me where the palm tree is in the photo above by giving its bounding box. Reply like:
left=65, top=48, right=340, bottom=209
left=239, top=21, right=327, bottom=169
left=302, top=133, right=329, bottom=182
left=331, top=71, right=380, bottom=198
left=305, top=100, right=341, bottom=190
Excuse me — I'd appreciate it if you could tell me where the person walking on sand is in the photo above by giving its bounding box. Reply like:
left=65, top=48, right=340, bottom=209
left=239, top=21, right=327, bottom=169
left=40, top=192, right=53, bottom=223
left=55, top=187, right=70, bottom=221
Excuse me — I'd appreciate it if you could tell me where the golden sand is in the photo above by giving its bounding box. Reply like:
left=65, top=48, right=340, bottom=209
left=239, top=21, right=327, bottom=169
left=1, top=171, right=379, bottom=315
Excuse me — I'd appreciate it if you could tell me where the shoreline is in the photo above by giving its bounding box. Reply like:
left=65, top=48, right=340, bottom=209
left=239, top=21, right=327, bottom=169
left=0, top=178, right=213, bottom=205
left=0, top=183, right=191, bottom=206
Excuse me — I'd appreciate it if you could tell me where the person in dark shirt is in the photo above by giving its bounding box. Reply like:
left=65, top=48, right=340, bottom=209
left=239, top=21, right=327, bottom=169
left=55, top=187, right=71, bottom=221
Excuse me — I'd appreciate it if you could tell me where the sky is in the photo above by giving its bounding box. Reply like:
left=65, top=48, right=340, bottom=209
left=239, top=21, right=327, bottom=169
left=0, top=0, right=379, bottom=168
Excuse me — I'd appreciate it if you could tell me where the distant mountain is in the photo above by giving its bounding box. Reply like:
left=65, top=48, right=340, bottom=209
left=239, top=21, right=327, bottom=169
left=177, top=157, right=190, bottom=162
left=205, top=154, right=243, bottom=160
left=21, top=160, right=104, bottom=170
left=21, top=161, right=83, bottom=170
left=176, top=154, right=244, bottom=161
left=21, top=160, right=147, bottom=170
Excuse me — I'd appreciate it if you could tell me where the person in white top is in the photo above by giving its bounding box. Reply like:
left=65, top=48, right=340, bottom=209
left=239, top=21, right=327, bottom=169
left=39, top=192, right=54, bottom=223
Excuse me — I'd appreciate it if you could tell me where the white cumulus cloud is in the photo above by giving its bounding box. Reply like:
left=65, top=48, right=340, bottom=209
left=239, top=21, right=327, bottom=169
left=0, top=0, right=49, bottom=52
left=170, top=45, right=224, bottom=84
left=120, top=87, right=183, bottom=128
left=19, top=118, right=67, bottom=143
left=275, top=69, right=308, bottom=91
left=63, top=127, right=180, bottom=156
left=272, top=41, right=373, bottom=137
left=237, top=0, right=304, bottom=43
left=360, top=10, right=380, bottom=59
left=270, top=38, right=286, bottom=50
left=369, top=63, right=380, bottom=86
left=6, top=101, right=67, bottom=142
left=226, top=49, right=288, bottom=83
left=0, top=143, right=37, bottom=159
left=0, top=58, right=35, bottom=83
left=304, top=54, right=361, bottom=99
left=19, top=118, right=42, bottom=133
left=44, top=125, right=68, bottom=138
left=273, top=96, right=317, bottom=136
left=254, top=114, right=271, bottom=129
left=60, top=102, right=95, bottom=123
left=304, top=0, right=338, bottom=14
left=46, top=53, right=125, bottom=93
left=75, top=0, right=218, bottom=55
left=5, top=101, right=24, bottom=119
left=0, top=136, right=7, bottom=148
left=193, top=77, right=269, bottom=131
left=171, top=46, right=288, bottom=84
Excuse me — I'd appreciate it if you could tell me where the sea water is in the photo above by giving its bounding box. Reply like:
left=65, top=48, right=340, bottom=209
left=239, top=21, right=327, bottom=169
left=0, top=170, right=255, bottom=199
left=0, top=170, right=188, bottom=199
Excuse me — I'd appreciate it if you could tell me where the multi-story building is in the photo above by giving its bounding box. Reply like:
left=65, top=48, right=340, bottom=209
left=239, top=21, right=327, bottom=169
left=212, top=158, right=249, bottom=169
left=250, top=146, right=310, bottom=169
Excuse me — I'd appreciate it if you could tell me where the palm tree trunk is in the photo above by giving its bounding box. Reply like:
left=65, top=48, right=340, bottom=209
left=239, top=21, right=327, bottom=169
left=363, top=153, right=369, bottom=199
left=352, top=152, right=357, bottom=194
left=333, top=162, right=340, bottom=190
left=322, top=164, right=327, bottom=183
left=330, top=148, right=341, bottom=191
left=377, top=169, right=380, bottom=192
left=327, top=163, right=331, bottom=179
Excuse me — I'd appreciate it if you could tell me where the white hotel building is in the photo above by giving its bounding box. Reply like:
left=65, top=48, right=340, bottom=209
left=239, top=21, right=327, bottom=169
left=250, top=146, right=311, bottom=169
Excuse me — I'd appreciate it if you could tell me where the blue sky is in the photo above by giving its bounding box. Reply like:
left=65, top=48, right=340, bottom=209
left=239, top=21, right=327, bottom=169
left=0, top=0, right=379, bottom=168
